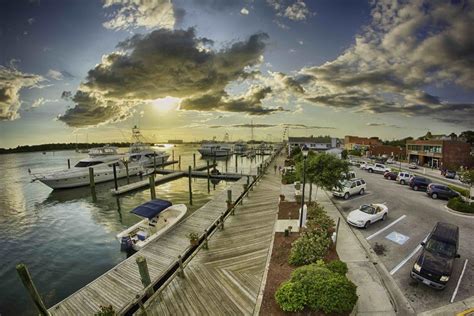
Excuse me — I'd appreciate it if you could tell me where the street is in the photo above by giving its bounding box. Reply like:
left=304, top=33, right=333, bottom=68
left=331, top=167, right=474, bottom=313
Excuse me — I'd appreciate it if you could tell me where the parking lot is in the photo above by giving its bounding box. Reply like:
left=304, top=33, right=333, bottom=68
left=331, top=168, right=474, bottom=313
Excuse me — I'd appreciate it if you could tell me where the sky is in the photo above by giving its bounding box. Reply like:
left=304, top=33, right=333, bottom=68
left=0, top=0, right=473, bottom=148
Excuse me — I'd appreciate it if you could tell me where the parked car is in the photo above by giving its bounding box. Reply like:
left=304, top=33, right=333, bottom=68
left=359, top=162, right=368, bottom=170
left=332, top=178, right=366, bottom=200
left=427, top=184, right=460, bottom=200
left=386, top=158, right=395, bottom=164
left=342, top=170, right=357, bottom=180
left=411, top=222, right=460, bottom=289
left=384, top=171, right=398, bottom=180
left=366, top=163, right=390, bottom=174
left=409, top=176, right=432, bottom=191
left=347, top=203, right=388, bottom=228
left=396, top=172, right=412, bottom=185
left=409, top=162, right=418, bottom=169
left=444, top=170, right=456, bottom=179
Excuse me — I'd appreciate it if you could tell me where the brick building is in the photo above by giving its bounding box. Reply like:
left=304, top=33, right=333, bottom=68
left=344, top=136, right=382, bottom=151
left=406, top=140, right=472, bottom=169
left=368, top=145, right=406, bottom=159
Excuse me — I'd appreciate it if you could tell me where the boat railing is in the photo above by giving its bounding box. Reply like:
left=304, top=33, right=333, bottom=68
left=116, top=143, right=285, bottom=315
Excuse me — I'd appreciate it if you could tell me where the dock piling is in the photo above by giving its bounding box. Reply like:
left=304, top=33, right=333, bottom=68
left=125, top=160, right=130, bottom=184
left=206, top=160, right=210, bottom=193
left=67, top=159, right=70, bottom=169
left=188, top=166, right=193, bottom=205
left=203, top=229, right=209, bottom=249
left=149, top=175, right=156, bottom=199
left=235, top=154, right=238, bottom=172
left=89, top=167, right=97, bottom=201
left=16, top=264, right=50, bottom=316
left=172, top=150, right=175, bottom=170
left=136, top=256, right=154, bottom=297
left=227, top=189, right=233, bottom=214
left=113, top=163, right=118, bottom=191
left=153, top=152, right=157, bottom=174
left=193, top=153, right=196, bottom=169
left=178, top=255, right=185, bottom=278
left=220, top=212, right=225, bottom=230
left=178, top=155, right=181, bottom=170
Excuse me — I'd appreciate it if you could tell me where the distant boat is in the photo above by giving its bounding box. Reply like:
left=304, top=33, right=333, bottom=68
left=32, top=155, right=144, bottom=189
left=198, top=143, right=233, bottom=157
left=117, top=199, right=187, bottom=252
left=234, top=142, right=248, bottom=155
left=128, top=126, right=170, bottom=168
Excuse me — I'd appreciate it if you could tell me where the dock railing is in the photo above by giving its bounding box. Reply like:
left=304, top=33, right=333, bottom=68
left=118, top=144, right=284, bottom=315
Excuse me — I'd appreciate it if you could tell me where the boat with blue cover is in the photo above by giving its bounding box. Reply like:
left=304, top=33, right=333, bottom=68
left=117, top=199, right=187, bottom=251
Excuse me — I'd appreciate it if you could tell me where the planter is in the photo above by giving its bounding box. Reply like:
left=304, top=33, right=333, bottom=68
left=294, top=182, right=301, bottom=190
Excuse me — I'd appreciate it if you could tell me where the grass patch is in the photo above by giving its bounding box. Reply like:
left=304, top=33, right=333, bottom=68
left=447, top=197, right=474, bottom=214
left=448, top=185, right=470, bottom=198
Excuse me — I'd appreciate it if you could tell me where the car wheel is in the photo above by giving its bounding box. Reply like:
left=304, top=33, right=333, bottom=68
left=369, top=169, right=373, bottom=173
left=359, top=188, right=365, bottom=195
left=432, top=193, right=438, bottom=199
left=414, top=185, right=418, bottom=191
left=401, top=180, right=405, bottom=185
left=382, top=213, right=387, bottom=221
left=344, top=192, right=350, bottom=200
left=364, top=221, right=370, bottom=228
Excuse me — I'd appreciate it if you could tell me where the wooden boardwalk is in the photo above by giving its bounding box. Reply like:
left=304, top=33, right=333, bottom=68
left=145, top=157, right=283, bottom=315
left=48, top=177, right=250, bottom=315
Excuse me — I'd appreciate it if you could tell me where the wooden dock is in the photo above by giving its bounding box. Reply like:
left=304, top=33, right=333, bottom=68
left=111, top=172, right=185, bottom=195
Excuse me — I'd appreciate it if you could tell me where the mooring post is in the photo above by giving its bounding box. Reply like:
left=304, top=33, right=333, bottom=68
left=206, top=160, right=210, bottom=193
left=235, top=154, right=238, bottom=172
left=193, top=153, right=196, bottom=169
left=124, top=160, right=130, bottom=184
left=153, top=151, right=157, bottom=174
left=89, top=167, right=96, bottom=201
left=16, top=264, right=49, bottom=316
left=213, top=154, right=216, bottom=169
left=112, top=163, right=118, bottom=191
left=225, top=158, right=228, bottom=173
left=178, top=155, right=181, bottom=170
left=149, top=174, right=156, bottom=200
left=203, top=229, right=209, bottom=249
left=227, top=189, right=233, bottom=214
left=67, top=159, right=70, bottom=169
left=178, top=255, right=185, bottom=278
left=136, top=256, right=154, bottom=297
left=188, top=166, right=193, bottom=205
left=172, top=150, right=175, bottom=170
left=220, top=212, right=225, bottom=230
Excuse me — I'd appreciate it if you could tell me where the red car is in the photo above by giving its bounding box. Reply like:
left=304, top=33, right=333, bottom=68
left=384, top=171, right=397, bottom=180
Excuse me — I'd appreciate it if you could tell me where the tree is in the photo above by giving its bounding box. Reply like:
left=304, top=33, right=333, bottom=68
left=296, top=153, right=349, bottom=199
left=459, top=131, right=474, bottom=145
left=460, top=170, right=474, bottom=201
left=341, top=150, right=348, bottom=160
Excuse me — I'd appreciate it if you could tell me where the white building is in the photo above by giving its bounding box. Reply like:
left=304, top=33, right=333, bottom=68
left=288, top=136, right=340, bottom=155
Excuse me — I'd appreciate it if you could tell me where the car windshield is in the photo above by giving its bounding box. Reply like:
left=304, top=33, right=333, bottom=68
left=359, top=205, right=375, bottom=215
left=425, top=239, right=456, bottom=258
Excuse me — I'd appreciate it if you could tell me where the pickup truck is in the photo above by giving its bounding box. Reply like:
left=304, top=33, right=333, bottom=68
left=365, top=163, right=390, bottom=174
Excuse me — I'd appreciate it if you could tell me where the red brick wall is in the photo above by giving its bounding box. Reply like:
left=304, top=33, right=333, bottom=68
left=442, top=141, right=473, bottom=169
left=368, top=145, right=406, bottom=158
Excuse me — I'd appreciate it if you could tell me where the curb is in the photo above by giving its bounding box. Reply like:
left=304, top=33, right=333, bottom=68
left=444, top=205, right=474, bottom=218
left=325, top=191, right=416, bottom=316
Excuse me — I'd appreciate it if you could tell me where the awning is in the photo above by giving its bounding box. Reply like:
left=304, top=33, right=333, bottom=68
left=131, top=199, right=172, bottom=219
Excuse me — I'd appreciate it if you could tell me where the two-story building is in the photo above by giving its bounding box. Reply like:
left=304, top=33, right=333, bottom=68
left=288, top=136, right=338, bottom=154
left=344, top=136, right=382, bottom=151
left=406, top=140, right=472, bottom=169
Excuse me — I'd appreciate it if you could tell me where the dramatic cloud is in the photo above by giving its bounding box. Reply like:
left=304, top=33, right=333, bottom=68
left=267, top=0, right=314, bottom=26
left=59, top=28, right=276, bottom=126
left=103, top=0, right=177, bottom=30
left=209, top=123, right=335, bottom=129
left=366, top=122, right=401, bottom=129
left=47, top=69, right=74, bottom=81
left=294, top=0, right=474, bottom=126
left=0, top=66, right=44, bottom=120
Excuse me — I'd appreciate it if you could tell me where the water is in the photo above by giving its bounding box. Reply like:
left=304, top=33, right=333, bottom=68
left=0, top=144, right=264, bottom=315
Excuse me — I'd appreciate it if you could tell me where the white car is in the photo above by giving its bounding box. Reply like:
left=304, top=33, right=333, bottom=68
left=360, top=162, right=368, bottom=170
left=366, top=163, right=390, bottom=174
left=332, top=178, right=366, bottom=200
left=347, top=203, right=388, bottom=228
left=396, top=172, right=412, bottom=185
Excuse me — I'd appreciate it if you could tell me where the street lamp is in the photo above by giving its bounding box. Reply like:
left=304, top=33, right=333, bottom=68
left=300, top=144, right=309, bottom=228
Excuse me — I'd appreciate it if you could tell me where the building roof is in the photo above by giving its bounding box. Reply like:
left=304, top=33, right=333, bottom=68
left=288, top=136, right=332, bottom=143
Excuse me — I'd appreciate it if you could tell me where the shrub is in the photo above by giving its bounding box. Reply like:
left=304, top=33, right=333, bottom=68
left=326, top=260, right=348, bottom=275
left=306, top=204, right=335, bottom=236
left=289, top=230, right=331, bottom=266
left=291, top=264, right=334, bottom=310
left=448, top=197, right=474, bottom=213
left=282, top=172, right=296, bottom=184
left=447, top=185, right=470, bottom=198
left=274, top=281, right=306, bottom=312
left=317, top=273, right=358, bottom=314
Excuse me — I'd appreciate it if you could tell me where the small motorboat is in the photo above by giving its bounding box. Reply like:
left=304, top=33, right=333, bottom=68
left=117, top=199, right=187, bottom=252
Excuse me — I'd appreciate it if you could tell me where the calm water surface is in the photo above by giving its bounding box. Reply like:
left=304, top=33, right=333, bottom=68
left=0, top=144, right=264, bottom=315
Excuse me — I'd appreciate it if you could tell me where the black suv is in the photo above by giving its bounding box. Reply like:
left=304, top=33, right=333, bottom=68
left=411, top=222, right=460, bottom=289
left=409, top=176, right=432, bottom=191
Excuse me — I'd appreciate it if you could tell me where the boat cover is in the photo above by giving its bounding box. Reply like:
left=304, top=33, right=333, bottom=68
left=131, top=199, right=172, bottom=219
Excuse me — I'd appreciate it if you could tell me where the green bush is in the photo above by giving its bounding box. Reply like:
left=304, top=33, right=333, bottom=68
left=276, top=261, right=357, bottom=314
left=448, top=197, right=474, bottom=213
left=289, top=230, right=331, bottom=266
left=307, top=203, right=335, bottom=236
left=282, top=172, right=296, bottom=184
left=326, top=260, right=348, bottom=275
left=274, top=281, right=306, bottom=312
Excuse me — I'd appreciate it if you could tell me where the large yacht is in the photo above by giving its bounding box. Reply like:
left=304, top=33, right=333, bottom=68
left=127, top=126, right=170, bottom=168
left=198, top=143, right=233, bottom=157
left=33, top=156, right=144, bottom=189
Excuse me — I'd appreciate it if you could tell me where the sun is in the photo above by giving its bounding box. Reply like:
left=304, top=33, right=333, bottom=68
left=151, top=96, right=181, bottom=112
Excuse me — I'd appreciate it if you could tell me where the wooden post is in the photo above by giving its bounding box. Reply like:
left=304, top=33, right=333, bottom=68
left=206, top=160, right=210, bottom=193
left=227, top=189, right=233, bottom=214
left=172, top=150, right=175, bottom=170
left=213, top=154, right=216, bottom=169
left=235, top=154, right=238, bottom=173
left=178, top=155, right=181, bottom=170
left=193, top=153, right=196, bottom=169
left=136, top=256, right=154, bottom=297
left=203, top=229, right=209, bottom=249
left=149, top=175, right=156, bottom=200
left=188, top=166, right=193, bottom=205
left=220, top=212, right=225, bottom=230
left=112, top=163, right=118, bottom=191
left=225, top=158, right=228, bottom=173
left=124, top=160, right=130, bottom=184
left=89, top=167, right=96, bottom=201
left=153, top=151, right=157, bottom=174
left=67, top=159, right=70, bottom=169
left=178, top=255, right=185, bottom=278
left=16, top=264, right=49, bottom=316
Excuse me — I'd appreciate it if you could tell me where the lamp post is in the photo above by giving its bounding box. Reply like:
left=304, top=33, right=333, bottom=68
left=300, top=144, right=309, bottom=228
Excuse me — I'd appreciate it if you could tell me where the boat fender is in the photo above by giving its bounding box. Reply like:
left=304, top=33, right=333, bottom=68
left=120, top=236, right=134, bottom=252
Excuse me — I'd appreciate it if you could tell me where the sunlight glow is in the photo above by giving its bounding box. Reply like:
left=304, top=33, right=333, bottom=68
left=151, top=96, right=181, bottom=112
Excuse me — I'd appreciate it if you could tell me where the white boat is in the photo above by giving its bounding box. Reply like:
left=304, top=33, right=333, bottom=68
left=198, top=143, right=233, bottom=157
left=117, top=199, right=187, bottom=252
left=234, top=142, right=248, bottom=155
left=128, top=126, right=170, bottom=168
left=88, top=145, right=120, bottom=157
left=33, top=156, right=144, bottom=189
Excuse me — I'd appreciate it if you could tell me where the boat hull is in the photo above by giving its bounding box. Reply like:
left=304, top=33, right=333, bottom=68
left=198, top=149, right=232, bottom=157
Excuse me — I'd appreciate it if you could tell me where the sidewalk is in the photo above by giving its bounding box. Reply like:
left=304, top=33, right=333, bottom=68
left=316, top=189, right=398, bottom=316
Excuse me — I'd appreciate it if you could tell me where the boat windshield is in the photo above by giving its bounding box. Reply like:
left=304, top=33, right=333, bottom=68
left=359, top=205, right=376, bottom=215
left=74, top=161, right=104, bottom=168
left=425, top=239, right=456, bottom=258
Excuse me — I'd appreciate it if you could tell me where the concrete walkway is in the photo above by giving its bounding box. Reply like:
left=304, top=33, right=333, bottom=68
left=317, top=189, right=398, bottom=316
